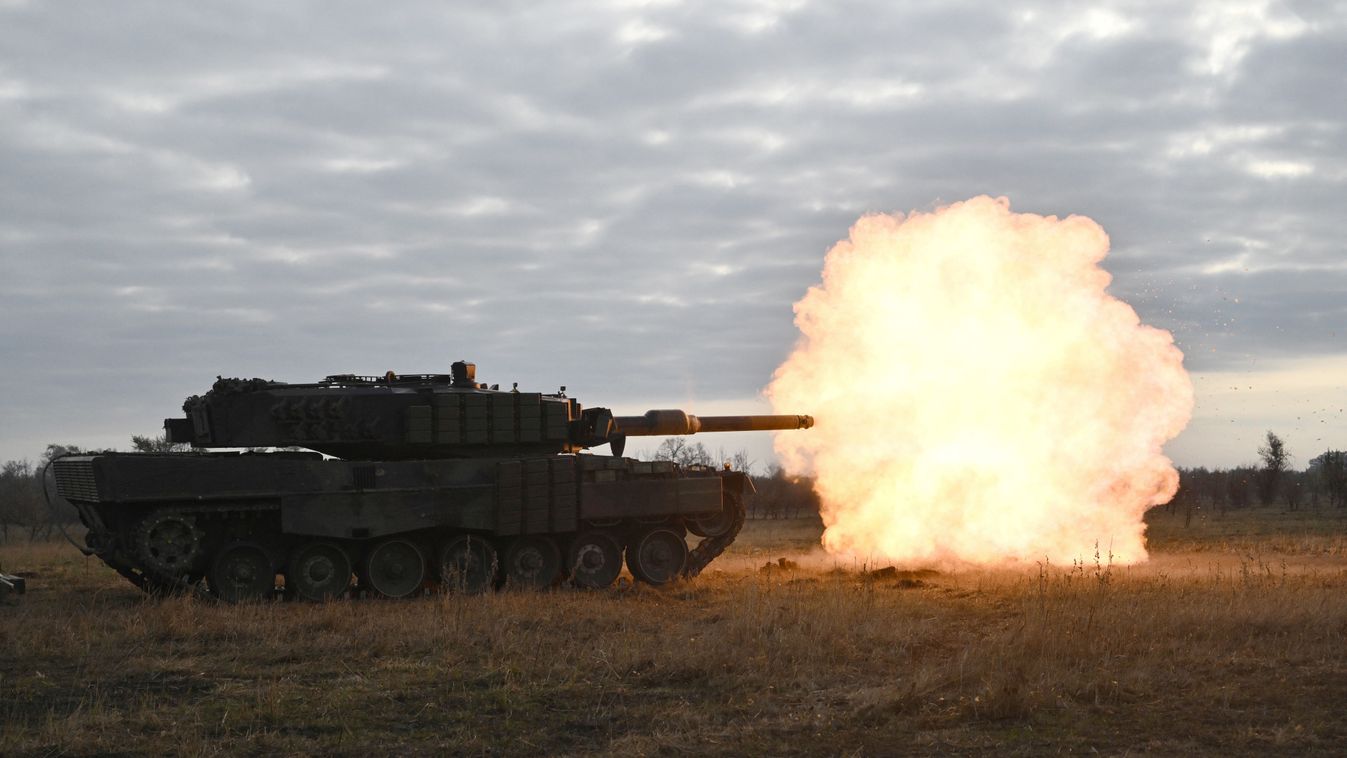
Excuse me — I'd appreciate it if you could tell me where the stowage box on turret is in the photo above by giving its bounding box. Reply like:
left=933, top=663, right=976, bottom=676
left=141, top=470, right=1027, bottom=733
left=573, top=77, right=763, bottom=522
left=52, top=362, right=813, bottom=601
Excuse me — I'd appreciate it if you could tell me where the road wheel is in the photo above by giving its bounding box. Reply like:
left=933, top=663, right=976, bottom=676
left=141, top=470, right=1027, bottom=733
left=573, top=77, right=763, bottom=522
left=626, top=528, right=688, bottom=586
left=503, top=536, right=561, bottom=590
left=286, top=542, right=353, bottom=601
left=208, top=542, right=275, bottom=602
left=439, top=535, right=498, bottom=594
left=567, top=531, right=623, bottom=589
left=363, top=538, right=426, bottom=599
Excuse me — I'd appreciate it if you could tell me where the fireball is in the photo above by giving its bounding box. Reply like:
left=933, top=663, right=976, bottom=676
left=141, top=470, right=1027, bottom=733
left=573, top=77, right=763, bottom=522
left=768, top=196, right=1193, bottom=565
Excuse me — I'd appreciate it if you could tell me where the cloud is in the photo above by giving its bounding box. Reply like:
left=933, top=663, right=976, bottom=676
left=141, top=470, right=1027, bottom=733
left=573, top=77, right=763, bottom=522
left=0, top=1, right=1344, bottom=468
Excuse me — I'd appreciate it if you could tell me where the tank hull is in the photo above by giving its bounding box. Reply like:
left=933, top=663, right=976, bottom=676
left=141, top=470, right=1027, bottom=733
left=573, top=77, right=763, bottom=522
left=54, top=452, right=746, bottom=599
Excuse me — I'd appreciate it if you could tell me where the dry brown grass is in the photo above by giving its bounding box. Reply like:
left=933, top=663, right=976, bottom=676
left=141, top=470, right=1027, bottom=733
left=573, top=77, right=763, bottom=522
left=4, top=511, right=1347, bottom=756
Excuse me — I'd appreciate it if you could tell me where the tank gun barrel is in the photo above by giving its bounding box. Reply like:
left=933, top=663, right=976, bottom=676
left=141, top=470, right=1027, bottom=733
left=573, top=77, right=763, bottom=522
left=612, top=410, right=814, bottom=437
left=694, top=415, right=815, bottom=433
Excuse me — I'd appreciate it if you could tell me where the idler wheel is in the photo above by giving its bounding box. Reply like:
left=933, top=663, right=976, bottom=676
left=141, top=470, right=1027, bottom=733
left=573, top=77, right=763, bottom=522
left=208, top=543, right=275, bottom=603
left=626, top=528, right=688, bottom=586
left=286, top=542, right=353, bottom=602
left=439, top=535, right=498, bottom=594
left=363, top=538, right=426, bottom=599
left=567, top=531, right=623, bottom=589
left=687, top=504, right=736, bottom=539
left=503, top=536, right=561, bottom=590
left=135, top=510, right=204, bottom=580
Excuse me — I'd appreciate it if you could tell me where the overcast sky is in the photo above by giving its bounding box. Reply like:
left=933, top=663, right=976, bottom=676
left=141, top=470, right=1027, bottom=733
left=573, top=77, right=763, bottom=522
left=1, top=0, right=1343, bottom=469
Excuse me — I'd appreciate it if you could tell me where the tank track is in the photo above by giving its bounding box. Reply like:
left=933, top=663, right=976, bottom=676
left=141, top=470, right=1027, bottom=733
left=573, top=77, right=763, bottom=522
left=682, top=491, right=746, bottom=579
left=109, top=554, right=213, bottom=600
left=88, top=494, right=746, bottom=601
left=97, top=503, right=278, bottom=600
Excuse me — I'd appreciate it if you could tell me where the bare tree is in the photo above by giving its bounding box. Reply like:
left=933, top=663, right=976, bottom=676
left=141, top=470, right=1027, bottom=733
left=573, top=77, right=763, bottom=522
left=652, top=437, right=689, bottom=464
left=1311, top=451, right=1347, bottom=509
left=1224, top=467, right=1255, bottom=511
left=0, top=461, right=19, bottom=541
left=0, top=445, right=89, bottom=543
left=652, top=438, right=713, bottom=467
left=1173, top=468, right=1203, bottom=527
left=1257, top=431, right=1290, bottom=506
left=1284, top=470, right=1305, bottom=511
left=0, top=460, right=46, bottom=542
left=750, top=465, right=820, bottom=519
left=730, top=448, right=755, bottom=475
left=42, top=443, right=85, bottom=462
left=131, top=433, right=188, bottom=453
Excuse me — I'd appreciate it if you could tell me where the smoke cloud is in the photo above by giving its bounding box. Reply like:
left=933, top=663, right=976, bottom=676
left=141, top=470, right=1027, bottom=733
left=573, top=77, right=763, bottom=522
left=768, top=196, right=1193, bottom=565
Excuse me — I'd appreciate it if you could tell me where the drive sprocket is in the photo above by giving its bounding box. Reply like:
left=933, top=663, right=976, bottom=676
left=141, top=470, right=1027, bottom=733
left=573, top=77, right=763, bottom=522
left=134, top=509, right=205, bottom=581
left=682, top=491, right=746, bottom=579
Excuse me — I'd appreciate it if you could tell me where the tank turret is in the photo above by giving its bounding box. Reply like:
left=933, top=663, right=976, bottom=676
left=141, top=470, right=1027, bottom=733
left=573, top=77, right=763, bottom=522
left=166, top=360, right=813, bottom=460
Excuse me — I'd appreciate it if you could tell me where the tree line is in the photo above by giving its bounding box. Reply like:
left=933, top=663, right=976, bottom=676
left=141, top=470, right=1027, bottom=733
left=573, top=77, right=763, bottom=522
left=0, top=444, right=83, bottom=541
left=1168, top=432, right=1347, bottom=521
left=646, top=438, right=820, bottom=519
left=0, top=436, right=179, bottom=542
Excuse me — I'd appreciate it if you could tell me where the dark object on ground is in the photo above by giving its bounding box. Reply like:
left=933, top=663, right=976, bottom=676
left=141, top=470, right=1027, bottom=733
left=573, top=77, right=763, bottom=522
left=51, top=361, right=812, bottom=601
left=0, top=572, right=25, bottom=602
left=761, top=557, right=802, bottom=572
left=868, top=566, right=939, bottom=580
left=866, top=566, right=938, bottom=588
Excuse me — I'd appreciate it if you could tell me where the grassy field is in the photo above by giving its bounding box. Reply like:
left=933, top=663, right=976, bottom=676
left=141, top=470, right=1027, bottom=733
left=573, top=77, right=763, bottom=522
left=4, top=508, right=1347, bottom=756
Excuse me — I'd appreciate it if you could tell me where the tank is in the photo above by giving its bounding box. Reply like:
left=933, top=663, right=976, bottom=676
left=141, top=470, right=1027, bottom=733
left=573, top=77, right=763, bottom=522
left=51, top=361, right=813, bottom=601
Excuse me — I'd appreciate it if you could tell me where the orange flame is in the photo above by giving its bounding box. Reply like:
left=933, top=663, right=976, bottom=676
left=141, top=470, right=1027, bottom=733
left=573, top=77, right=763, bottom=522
left=767, top=196, right=1193, bottom=565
